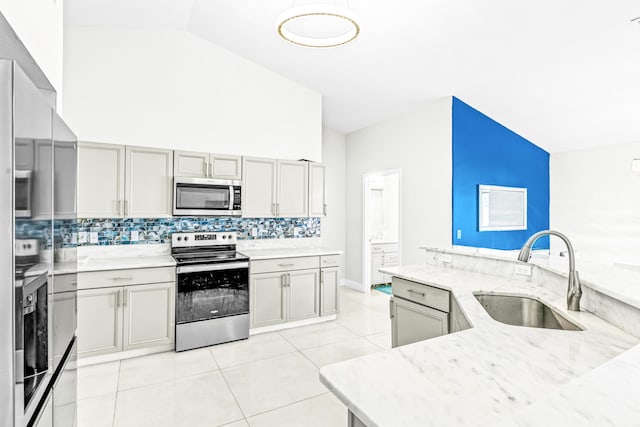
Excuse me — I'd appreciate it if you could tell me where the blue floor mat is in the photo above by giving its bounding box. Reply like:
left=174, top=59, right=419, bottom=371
left=374, top=285, right=392, bottom=295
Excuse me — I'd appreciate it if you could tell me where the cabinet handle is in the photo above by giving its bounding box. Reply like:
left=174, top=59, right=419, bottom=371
left=282, top=274, right=287, bottom=288
left=320, top=270, right=324, bottom=284
left=323, top=203, right=327, bottom=216
left=111, top=276, right=134, bottom=281
left=278, top=263, right=294, bottom=267
left=287, top=273, right=291, bottom=287
left=124, top=200, right=128, bottom=217
left=116, top=200, right=121, bottom=215
left=272, top=203, right=276, bottom=216
left=276, top=203, right=280, bottom=217
left=123, top=290, right=128, bottom=306
left=203, top=162, right=208, bottom=177
left=117, top=290, right=122, bottom=307
left=389, top=299, right=394, bottom=319
left=407, top=289, right=426, bottom=297
left=209, top=162, right=213, bottom=178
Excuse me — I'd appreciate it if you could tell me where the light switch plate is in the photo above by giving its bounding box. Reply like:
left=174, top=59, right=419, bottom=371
left=515, top=264, right=532, bottom=276
left=89, top=232, right=99, bottom=244
left=441, top=254, right=452, bottom=263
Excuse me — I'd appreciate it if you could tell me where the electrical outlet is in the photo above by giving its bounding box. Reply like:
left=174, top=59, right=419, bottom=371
left=130, top=231, right=139, bottom=242
left=441, top=254, right=452, bottom=263
left=456, top=229, right=462, bottom=239
left=515, top=264, right=532, bottom=276
left=89, top=232, right=99, bottom=244
left=77, top=232, right=87, bottom=244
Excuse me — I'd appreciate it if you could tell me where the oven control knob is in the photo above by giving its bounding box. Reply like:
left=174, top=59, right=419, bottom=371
left=222, top=235, right=227, bottom=240
left=185, top=236, right=189, bottom=241
left=177, top=237, right=182, bottom=241
left=228, top=234, right=233, bottom=240
left=26, top=294, right=33, bottom=304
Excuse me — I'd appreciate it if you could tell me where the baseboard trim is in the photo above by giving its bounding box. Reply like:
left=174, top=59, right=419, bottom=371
left=78, top=344, right=174, bottom=367
left=250, top=315, right=337, bottom=335
left=342, top=279, right=365, bottom=292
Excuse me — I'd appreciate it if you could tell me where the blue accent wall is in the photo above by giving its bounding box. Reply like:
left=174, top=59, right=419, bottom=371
left=452, top=97, right=550, bottom=250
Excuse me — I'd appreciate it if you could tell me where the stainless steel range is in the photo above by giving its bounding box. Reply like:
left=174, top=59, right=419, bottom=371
left=172, top=232, right=250, bottom=351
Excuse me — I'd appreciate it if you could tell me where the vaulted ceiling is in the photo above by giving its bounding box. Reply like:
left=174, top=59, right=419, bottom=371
left=65, top=0, right=640, bottom=153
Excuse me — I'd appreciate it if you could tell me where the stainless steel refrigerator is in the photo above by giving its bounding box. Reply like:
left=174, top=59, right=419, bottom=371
left=0, top=59, right=78, bottom=427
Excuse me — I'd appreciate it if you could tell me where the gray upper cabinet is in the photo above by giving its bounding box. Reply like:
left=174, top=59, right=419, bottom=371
left=53, top=140, right=77, bottom=219
left=277, top=160, right=308, bottom=217
left=77, top=142, right=125, bottom=218
left=125, top=146, right=173, bottom=218
left=32, top=139, right=52, bottom=219
left=174, top=150, right=242, bottom=180
left=243, top=157, right=308, bottom=218
left=243, top=157, right=277, bottom=217
left=308, top=163, right=327, bottom=217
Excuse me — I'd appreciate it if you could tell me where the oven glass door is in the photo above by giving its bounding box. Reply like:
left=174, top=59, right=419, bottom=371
left=177, top=266, right=249, bottom=324
left=175, top=183, right=230, bottom=211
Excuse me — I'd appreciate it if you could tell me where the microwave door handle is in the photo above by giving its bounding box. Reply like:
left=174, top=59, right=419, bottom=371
left=229, top=186, right=234, bottom=208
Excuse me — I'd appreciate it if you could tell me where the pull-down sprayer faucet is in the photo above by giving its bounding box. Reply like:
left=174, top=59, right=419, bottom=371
left=517, top=230, right=582, bottom=311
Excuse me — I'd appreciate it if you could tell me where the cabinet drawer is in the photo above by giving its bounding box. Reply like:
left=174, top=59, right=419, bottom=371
left=372, top=243, right=399, bottom=253
left=383, top=254, right=400, bottom=265
left=392, top=277, right=449, bottom=313
left=251, top=256, right=319, bottom=274
left=54, top=273, right=78, bottom=293
left=78, top=267, right=175, bottom=290
left=320, top=254, right=340, bottom=268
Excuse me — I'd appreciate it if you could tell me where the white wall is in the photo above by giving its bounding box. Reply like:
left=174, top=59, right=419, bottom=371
left=0, top=0, right=64, bottom=93
left=320, top=127, right=347, bottom=279
left=550, top=142, right=640, bottom=267
left=63, top=26, right=322, bottom=160
left=345, top=98, right=453, bottom=286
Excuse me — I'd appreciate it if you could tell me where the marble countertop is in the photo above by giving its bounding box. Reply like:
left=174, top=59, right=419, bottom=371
left=421, top=245, right=640, bottom=310
left=77, top=255, right=176, bottom=272
left=239, top=247, right=342, bottom=260
left=320, top=264, right=639, bottom=426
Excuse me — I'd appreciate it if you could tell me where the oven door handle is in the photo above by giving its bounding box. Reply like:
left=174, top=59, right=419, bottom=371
left=177, top=262, right=249, bottom=274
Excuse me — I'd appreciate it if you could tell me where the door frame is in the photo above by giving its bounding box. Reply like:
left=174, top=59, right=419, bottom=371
left=361, top=168, right=402, bottom=294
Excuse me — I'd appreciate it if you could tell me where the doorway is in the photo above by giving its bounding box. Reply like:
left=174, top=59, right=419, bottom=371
left=362, top=169, right=401, bottom=294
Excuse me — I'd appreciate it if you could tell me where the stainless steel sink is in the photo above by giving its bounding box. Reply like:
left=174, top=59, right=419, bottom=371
left=474, top=293, right=582, bottom=331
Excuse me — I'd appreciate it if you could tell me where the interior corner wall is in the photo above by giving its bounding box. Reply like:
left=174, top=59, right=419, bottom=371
left=452, top=97, right=550, bottom=250
left=62, top=26, right=322, bottom=161
left=0, top=0, right=64, bottom=94
left=345, top=98, right=452, bottom=287
left=321, top=127, right=347, bottom=281
left=550, top=142, right=640, bottom=267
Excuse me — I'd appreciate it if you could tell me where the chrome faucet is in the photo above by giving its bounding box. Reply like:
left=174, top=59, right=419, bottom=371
left=517, top=230, right=582, bottom=311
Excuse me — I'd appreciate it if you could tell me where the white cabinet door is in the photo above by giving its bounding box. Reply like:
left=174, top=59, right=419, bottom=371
left=77, top=287, right=123, bottom=358
left=210, top=154, right=242, bottom=180
left=308, top=163, right=327, bottom=217
left=277, top=160, right=308, bottom=217
left=123, top=282, right=175, bottom=350
left=320, top=267, right=339, bottom=316
left=53, top=141, right=77, bottom=219
left=125, top=146, right=173, bottom=218
left=371, top=253, right=385, bottom=285
left=391, top=297, right=448, bottom=348
left=243, top=157, right=277, bottom=217
left=287, top=269, right=319, bottom=321
left=250, top=272, right=286, bottom=328
left=174, top=150, right=209, bottom=178
left=32, top=139, right=52, bottom=220
left=77, top=142, right=125, bottom=218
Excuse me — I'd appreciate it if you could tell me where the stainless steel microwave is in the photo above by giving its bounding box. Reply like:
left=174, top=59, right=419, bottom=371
left=173, top=177, right=242, bottom=216
left=15, top=170, right=32, bottom=218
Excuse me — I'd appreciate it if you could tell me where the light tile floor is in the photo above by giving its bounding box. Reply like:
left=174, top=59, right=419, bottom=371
left=77, top=286, right=392, bottom=427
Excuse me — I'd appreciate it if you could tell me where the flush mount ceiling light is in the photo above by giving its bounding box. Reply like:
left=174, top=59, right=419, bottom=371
left=276, top=3, right=361, bottom=48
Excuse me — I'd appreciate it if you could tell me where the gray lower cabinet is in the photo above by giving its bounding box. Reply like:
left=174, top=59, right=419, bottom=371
left=250, top=269, right=318, bottom=327
left=77, top=287, right=123, bottom=358
left=123, top=283, right=175, bottom=350
left=320, top=267, right=339, bottom=316
left=287, top=269, right=319, bottom=321
left=77, top=279, right=175, bottom=358
left=390, top=297, right=449, bottom=348
left=250, top=271, right=287, bottom=328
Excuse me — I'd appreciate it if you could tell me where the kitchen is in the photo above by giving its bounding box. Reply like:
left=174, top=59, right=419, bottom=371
left=2, top=1, right=640, bottom=426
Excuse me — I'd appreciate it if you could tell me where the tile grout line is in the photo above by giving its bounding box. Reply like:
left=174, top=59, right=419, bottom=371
left=217, top=360, right=250, bottom=425
left=111, top=361, right=121, bottom=427
left=244, top=391, right=334, bottom=421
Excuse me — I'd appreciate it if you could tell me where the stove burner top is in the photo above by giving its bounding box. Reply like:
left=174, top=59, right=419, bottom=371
left=171, top=232, right=247, bottom=266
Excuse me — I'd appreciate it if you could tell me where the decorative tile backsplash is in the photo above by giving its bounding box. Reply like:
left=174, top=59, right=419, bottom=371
left=76, top=217, right=320, bottom=246
left=17, top=217, right=320, bottom=248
